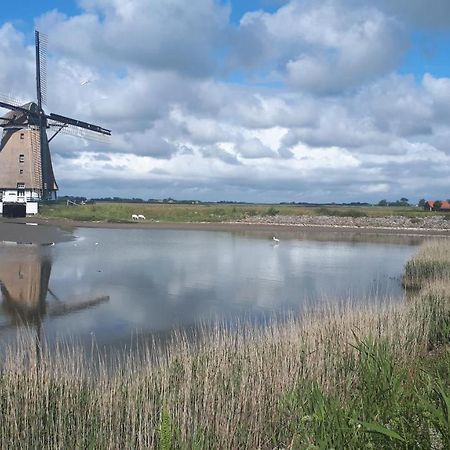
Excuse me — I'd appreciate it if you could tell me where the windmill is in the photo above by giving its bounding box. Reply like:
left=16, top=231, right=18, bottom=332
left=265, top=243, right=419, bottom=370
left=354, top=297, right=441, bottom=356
left=0, top=31, right=111, bottom=217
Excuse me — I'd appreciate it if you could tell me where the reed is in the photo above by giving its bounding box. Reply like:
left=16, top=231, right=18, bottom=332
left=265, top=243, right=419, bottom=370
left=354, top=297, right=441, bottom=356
left=403, top=240, right=450, bottom=289
left=0, top=243, right=449, bottom=448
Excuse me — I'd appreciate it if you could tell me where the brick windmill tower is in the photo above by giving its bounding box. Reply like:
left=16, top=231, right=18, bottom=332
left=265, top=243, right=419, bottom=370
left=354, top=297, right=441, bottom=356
left=0, top=31, right=111, bottom=217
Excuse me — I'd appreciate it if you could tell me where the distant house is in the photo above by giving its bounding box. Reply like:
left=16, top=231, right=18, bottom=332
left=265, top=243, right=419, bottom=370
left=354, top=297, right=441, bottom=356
left=424, top=200, right=450, bottom=211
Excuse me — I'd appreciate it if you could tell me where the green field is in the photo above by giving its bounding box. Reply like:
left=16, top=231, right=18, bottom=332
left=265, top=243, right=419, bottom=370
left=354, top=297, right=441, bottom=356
left=39, top=202, right=447, bottom=223
left=0, top=241, right=449, bottom=448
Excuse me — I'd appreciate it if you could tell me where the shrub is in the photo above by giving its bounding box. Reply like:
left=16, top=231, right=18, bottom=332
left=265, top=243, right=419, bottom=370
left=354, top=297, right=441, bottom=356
left=265, top=206, right=280, bottom=216
left=434, top=201, right=442, bottom=211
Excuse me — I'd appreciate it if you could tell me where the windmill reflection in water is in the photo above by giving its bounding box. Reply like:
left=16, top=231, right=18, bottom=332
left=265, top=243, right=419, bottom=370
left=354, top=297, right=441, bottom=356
left=0, top=246, right=109, bottom=360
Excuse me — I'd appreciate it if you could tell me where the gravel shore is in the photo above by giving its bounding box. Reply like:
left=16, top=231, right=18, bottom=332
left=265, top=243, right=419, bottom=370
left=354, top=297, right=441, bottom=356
left=237, top=214, right=450, bottom=231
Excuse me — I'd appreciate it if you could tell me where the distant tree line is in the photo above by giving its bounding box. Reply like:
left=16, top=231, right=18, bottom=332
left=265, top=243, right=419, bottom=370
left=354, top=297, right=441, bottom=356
left=51, top=196, right=449, bottom=208
left=377, top=198, right=410, bottom=207
left=52, top=196, right=204, bottom=205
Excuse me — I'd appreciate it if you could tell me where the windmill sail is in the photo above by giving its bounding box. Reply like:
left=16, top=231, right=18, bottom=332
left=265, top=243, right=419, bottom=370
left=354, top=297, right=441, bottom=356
left=35, top=31, right=48, bottom=106
left=0, top=100, right=31, bottom=150
left=35, top=30, right=53, bottom=199
left=0, top=30, right=111, bottom=215
left=48, top=120, right=111, bottom=143
left=48, top=112, right=111, bottom=144
left=0, top=93, right=26, bottom=109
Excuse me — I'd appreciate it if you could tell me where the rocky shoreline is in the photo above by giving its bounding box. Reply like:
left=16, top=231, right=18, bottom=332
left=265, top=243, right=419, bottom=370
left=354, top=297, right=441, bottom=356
left=237, top=214, right=450, bottom=231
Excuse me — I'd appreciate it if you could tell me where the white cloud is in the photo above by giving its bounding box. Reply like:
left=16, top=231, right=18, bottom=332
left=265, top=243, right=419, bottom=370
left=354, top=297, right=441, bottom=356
left=37, top=0, right=229, bottom=76
left=0, top=0, right=449, bottom=203
left=234, top=0, right=407, bottom=94
left=235, top=138, right=276, bottom=159
left=0, top=24, right=35, bottom=101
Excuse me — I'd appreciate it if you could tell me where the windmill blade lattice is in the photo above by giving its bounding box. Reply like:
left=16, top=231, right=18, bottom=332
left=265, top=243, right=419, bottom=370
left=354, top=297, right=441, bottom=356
left=48, top=119, right=111, bottom=143
left=0, top=95, right=31, bottom=127
left=0, top=95, right=23, bottom=125
left=36, top=31, right=48, bottom=106
left=0, top=93, right=25, bottom=108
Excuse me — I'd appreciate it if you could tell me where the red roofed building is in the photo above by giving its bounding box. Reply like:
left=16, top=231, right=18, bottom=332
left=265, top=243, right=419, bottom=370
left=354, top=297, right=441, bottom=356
left=424, top=200, right=450, bottom=211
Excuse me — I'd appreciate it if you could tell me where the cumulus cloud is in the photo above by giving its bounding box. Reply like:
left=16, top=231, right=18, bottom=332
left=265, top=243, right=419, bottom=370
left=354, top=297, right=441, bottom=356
left=0, top=24, right=36, bottom=101
left=422, top=74, right=450, bottom=124
left=235, top=137, right=276, bottom=159
left=234, top=0, right=407, bottom=94
left=0, top=0, right=449, bottom=203
left=37, top=0, right=230, bottom=76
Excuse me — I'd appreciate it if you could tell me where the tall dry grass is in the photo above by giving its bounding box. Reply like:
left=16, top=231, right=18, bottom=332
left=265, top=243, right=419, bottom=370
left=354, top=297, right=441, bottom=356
left=403, top=240, right=450, bottom=289
left=0, top=293, right=448, bottom=449
left=0, top=241, right=449, bottom=448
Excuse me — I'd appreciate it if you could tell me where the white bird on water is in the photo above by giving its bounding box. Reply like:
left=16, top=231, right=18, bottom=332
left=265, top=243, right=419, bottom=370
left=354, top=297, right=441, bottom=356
left=272, top=236, right=280, bottom=243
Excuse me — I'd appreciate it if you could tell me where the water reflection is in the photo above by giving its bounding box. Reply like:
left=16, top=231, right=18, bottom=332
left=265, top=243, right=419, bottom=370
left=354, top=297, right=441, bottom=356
left=0, top=227, right=420, bottom=351
left=0, top=246, right=108, bottom=337
left=0, top=250, right=50, bottom=326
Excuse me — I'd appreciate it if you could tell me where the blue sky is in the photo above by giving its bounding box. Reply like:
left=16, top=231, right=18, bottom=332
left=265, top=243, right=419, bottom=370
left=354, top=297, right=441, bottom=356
left=4, top=1, right=450, bottom=81
left=400, top=31, right=450, bottom=79
left=0, top=1, right=79, bottom=30
left=1, top=1, right=277, bottom=29
left=0, top=0, right=450, bottom=202
left=0, top=0, right=287, bottom=24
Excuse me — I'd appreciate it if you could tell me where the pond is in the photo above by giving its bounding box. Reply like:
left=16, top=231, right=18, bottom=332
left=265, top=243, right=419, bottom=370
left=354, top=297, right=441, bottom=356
left=0, top=227, right=419, bottom=351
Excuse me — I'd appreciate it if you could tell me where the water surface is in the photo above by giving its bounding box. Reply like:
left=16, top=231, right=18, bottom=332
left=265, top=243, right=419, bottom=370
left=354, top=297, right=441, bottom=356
left=0, top=227, right=418, bottom=350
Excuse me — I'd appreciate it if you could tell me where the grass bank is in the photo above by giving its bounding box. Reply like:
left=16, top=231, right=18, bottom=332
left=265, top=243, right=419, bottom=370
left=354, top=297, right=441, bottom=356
left=0, top=242, right=449, bottom=448
left=39, top=202, right=446, bottom=224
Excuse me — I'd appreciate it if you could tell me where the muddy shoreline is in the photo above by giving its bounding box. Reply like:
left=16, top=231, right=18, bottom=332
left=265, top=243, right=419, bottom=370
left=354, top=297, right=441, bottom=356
left=0, top=220, right=73, bottom=245
left=0, top=215, right=449, bottom=245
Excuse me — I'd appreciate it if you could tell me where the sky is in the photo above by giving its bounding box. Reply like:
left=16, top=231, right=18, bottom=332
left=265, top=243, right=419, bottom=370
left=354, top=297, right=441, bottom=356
left=1, top=0, right=450, bottom=203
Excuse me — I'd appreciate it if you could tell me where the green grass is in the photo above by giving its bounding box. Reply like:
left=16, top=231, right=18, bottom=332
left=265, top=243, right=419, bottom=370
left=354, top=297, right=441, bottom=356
left=39, top=202, right=446, bottom=223
left=0, top=241, right=449, bottom=448
left=40, top=203, right=275, bottom=223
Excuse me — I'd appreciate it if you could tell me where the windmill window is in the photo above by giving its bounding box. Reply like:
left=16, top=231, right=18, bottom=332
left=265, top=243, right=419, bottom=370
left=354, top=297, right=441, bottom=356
left=19, top=169, right=23, bottom=175
left=20, top=133, right=24, bottom=140
left=17, top=183, right=25, bottom=189
left=19, top=154, right=25, bottom=163
left=17, top=190, right=25, bottom=197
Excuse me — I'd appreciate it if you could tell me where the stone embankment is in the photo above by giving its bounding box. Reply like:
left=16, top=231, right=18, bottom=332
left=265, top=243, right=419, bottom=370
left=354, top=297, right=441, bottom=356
left=238, top=215, right=450, bottom=230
